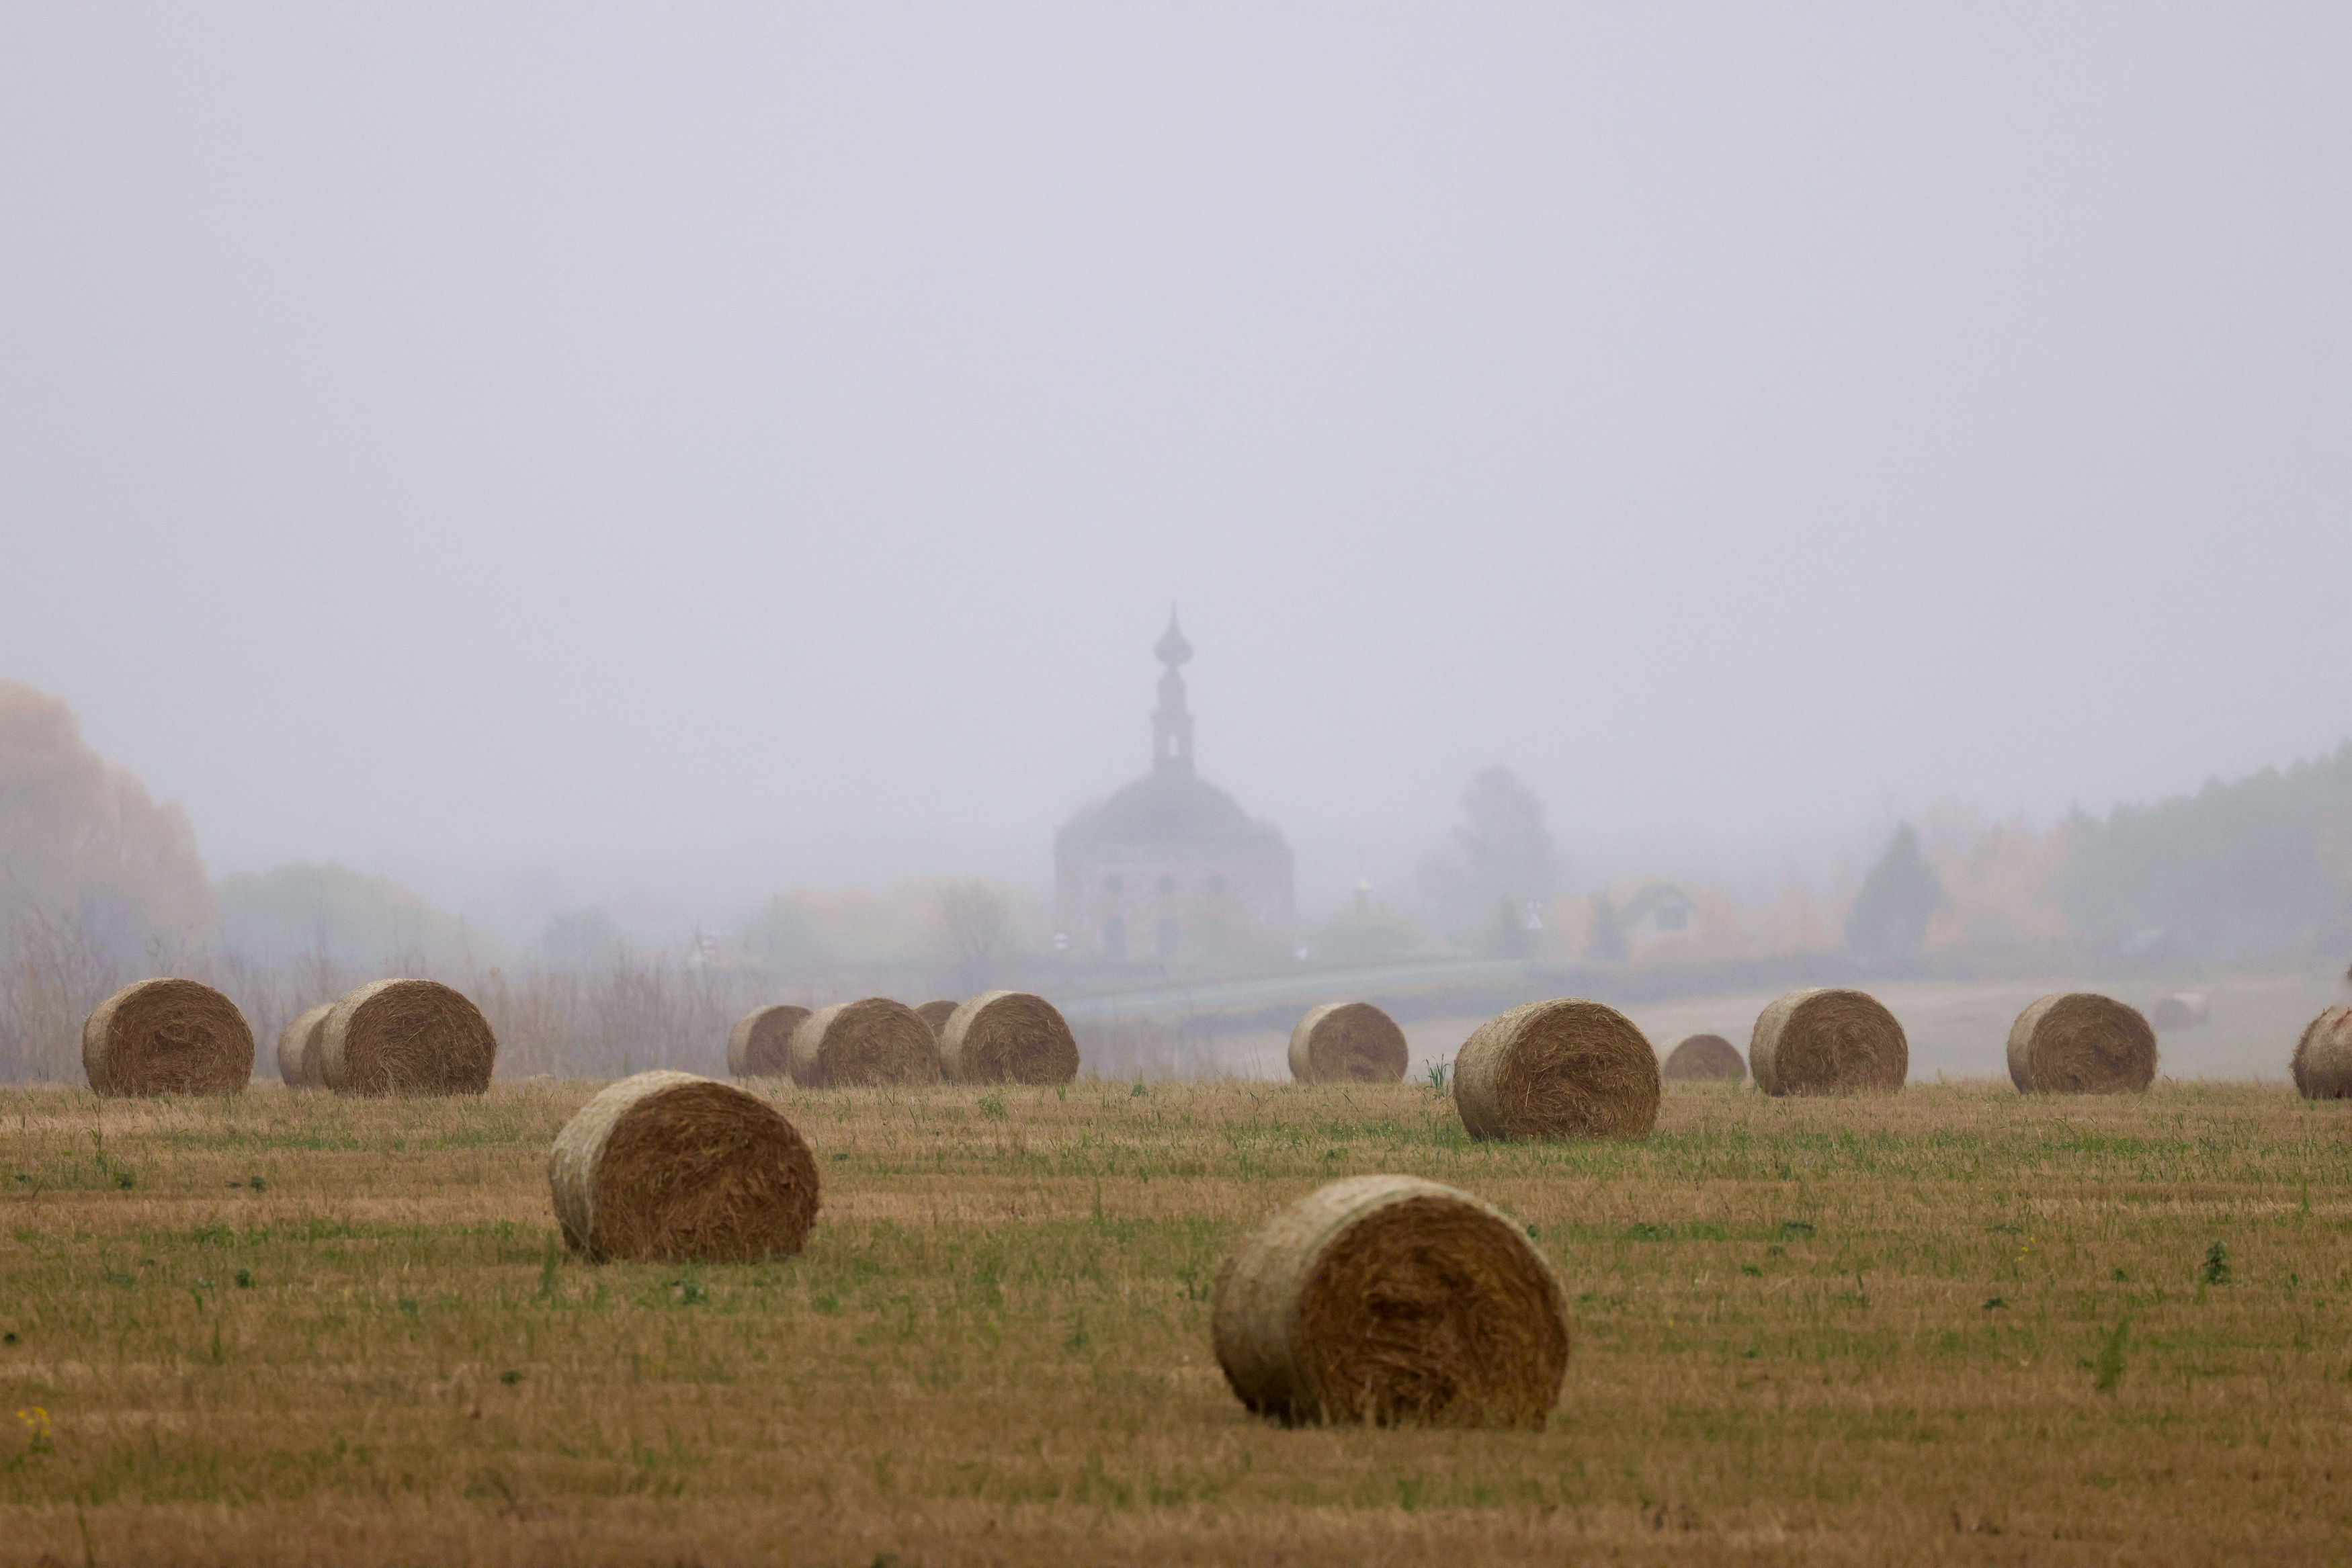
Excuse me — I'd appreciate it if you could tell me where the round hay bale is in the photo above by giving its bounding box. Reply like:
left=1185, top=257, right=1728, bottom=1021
left=786, top=997, right=943, bottom=1088
left=548, top=1070, right=820, bottom=1263
left=275, top=1002, right=335, bottom=1089
left=726, top=1004, right=810, bottom=1079
left=914, top=1000, right=958, bottom=1039
left=2292, top=1005, right=2352, bottom=1099
left=1662, top=1033, right=1746, bottom=1084
left=1749, top=988, right=1907, bottom=1096
left=1212, top=1174, right=1568, bottom=1428
left=81, top=978, right=253, bottom=1098
left=939, top=990, right=1080, bottom=1084
left=1287, top=1001, right=1409, bottom=1084
left=2006, top=993, right=2157, bottom=1094
left=319, top=979, right=497, bottom=1097
left=1452, top=998, right=1658, bottom=1141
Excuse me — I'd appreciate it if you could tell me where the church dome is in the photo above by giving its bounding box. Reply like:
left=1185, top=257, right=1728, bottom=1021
left=1056, top=767, right=1287, bottom=860
left=1053, top=613, right=1296, bottom=961
left=1054, top=609, right=1288, bottom=863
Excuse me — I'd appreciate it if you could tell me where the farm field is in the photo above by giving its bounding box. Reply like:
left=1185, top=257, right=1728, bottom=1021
left=1189, top=966, right=2352, bottom=1083
left=5, top=1076, right=2352, bottom=1566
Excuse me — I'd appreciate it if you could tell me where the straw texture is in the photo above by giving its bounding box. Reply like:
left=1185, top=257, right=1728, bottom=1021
left=1749, top=988, right=1907, bottom=1096
left=2006, top=993, right=2157, bottom=1094
left=1212, top=1174, right=1569, bottom=1428
left=319, top=979, right=497, bottom=1097
left=1287, top=1002, right=1410, bottom=1084
left=2292, top=1005, right=2352, bottom=1099
left=549, top=1070, right=819, bottom=1263
left=786, top=998, right=943, bottom=1088
left=1452, top=998, right=1659, bottom=1141
left=939, top=990, right=1080, bottom=1084
left=81, top=978, right=253, bottom=1098
left=1661, top=1033, right=1746, bottom=1084
left=275, top=1003, right=335, bottom=1089
left=726, top=1004, right=810, bottom=1080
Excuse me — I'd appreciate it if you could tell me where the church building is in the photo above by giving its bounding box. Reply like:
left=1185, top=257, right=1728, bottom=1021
left=1054, top=615, right=1295, bottom=964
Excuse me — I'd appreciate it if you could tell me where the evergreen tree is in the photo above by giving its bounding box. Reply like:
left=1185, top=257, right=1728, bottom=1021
left=1846, top=824, right=1945, bottom=959
left=1587, top=891, right=1630, bottom=963
left=2062, top=742, right=2352, bottom=961
left=1415, top=767, right=1561, bottom=949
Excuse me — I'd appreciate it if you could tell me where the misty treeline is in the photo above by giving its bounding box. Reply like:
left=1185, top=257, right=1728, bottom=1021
left=1358, top=751, right=2352, bottom=973
left=0, top=681, right=1044, bottom=1083
left=0, top=900, right=749, bottom=1086
left=9, top=673, right=2352, bottom=1082
left=1835, top=745, right=2352, bottom=967
left=0, top=883, right=1040, bottom=1088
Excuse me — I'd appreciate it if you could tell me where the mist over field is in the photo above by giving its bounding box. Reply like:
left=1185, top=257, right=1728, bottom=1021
left=3, top=5, right=2348, bottom=1078
left=14, top=19, right=2352, bottom=1562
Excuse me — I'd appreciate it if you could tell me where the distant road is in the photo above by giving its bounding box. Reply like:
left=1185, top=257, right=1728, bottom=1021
left=1050, top=957, right=1547, bottom=1020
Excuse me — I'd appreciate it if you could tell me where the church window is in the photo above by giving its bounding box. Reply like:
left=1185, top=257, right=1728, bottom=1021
left=1157, top=916, right=1178, bottom=956
left=1103, top=916, right=1126, bottom=958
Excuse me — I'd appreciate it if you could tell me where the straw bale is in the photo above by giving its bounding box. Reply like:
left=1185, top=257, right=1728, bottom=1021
left=275, top=1003, right=335, bottom=1089
left=726, top=1004, right=810, bottom=1079
left=549, top=1070, right=819, bottom=1262
left=319, top=978, right=497, bottom=1096
left=1212, top=1174, right=1568, bottom=1428
left=2006, top=993, right=2157, bottom=1094
left=81, top=978, right=253, bottom=1098
left=940, top=990, right=1079, bottom=1084
left=786, top=998, right=943, bottom=1088
left=1287, top=1002, right=1409, bottom=1084
left=1452, top=998, right=1658, bottom=1141
left=1749, top=988, right=1907, bottom=1096
left=2292, top=1005, right=2352, bottom=1099
left=914, top=1000, right=958, bottom=1038
left=1661, top=1033, right=1746, bottom=1084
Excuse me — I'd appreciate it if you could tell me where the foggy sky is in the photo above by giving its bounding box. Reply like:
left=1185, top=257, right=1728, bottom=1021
left=3, top=5, right=2347, bottom=928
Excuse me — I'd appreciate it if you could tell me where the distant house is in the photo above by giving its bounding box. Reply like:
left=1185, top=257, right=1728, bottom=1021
left=1054, top=615, right=1294, bottom=965
left=1620, top=881, right=1698, bottom=942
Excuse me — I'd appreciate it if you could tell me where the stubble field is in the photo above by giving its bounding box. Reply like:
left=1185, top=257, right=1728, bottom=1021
left=3, top=1076, right=2351, bottom=1566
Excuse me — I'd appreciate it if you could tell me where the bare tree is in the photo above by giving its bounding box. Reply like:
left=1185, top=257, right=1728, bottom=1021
left=935, top=881, right=1012, bottom=993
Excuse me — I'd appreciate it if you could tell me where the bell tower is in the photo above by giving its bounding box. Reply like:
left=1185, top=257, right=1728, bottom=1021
left=1151, top=607, right=1194, bottom=774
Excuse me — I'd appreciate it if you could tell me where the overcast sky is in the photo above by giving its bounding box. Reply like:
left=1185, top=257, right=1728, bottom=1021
left=3, top=5, right=2346, bottom=926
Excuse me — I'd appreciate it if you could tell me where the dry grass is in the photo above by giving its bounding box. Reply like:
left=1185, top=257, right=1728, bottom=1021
left=4, top=1078, right=2352, bottom=1565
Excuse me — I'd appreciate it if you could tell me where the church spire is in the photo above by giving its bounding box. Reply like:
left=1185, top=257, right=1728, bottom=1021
left=1152, top=607, right=1194, bottom=773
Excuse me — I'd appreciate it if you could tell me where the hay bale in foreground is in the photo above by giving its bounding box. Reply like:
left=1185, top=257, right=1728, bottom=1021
left=1452, top=998, right=1658, bottom=1141
left=549, top=1070, right=820, bottom=1263
left=2007, top=993, right=2157, bottom=1094
left=1212, top=1174, right=1568, bottom=1428
left=1288, top=1002, right=1409, bottom=1084
left=1662, top=1033, right=1746, bottom=1084
left=319, top=979, right=497, bottom=1096
left=276, top=1003, right=335, bottom=1089
left=726, top=1004, right=810, bottom=1079
left=1749, top=988, right=1907, bottom=1096
left=2293, top=1006, right=2352, bottom=1099
left=940, top=990, right=1080, bottom=1084
left=81, top=978, right=253, bottom=1098
left=787, top=998, right=943, bottom=1088
left=914, top=1000, right=958, bottom=1039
